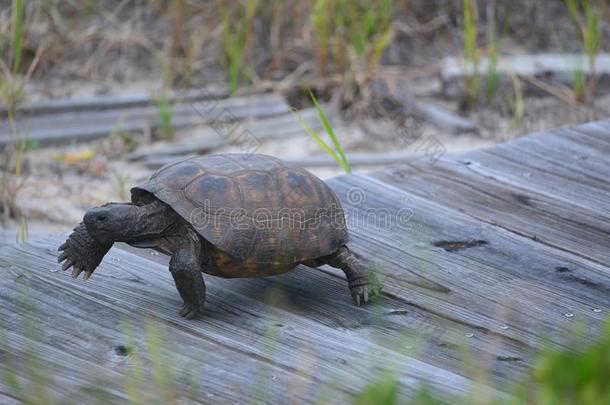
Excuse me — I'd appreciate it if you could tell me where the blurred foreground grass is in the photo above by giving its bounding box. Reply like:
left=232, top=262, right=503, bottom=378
left=2, top=304, right=609, bottom=404
left=359, top=319, right=610, bottom=404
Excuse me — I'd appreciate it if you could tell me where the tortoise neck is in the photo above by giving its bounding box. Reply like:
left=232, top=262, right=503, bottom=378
left=106, top=200, right=180, bottom=243
left=130, top=200, right=181, bottom=241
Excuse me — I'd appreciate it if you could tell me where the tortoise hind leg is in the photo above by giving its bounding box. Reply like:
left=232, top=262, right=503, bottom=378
left=314, top=246, right=371, bottom=306
left=169, top=237, right=206, bottom=319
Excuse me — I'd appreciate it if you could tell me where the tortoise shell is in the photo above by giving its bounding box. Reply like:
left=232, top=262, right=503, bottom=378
left=131, top=154, right=348, bottom=264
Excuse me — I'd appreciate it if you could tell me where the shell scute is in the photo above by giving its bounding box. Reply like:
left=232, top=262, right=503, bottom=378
left=131, top=154, right=348, bottom=264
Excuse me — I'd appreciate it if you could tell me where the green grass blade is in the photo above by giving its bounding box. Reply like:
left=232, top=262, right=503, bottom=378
left=369, top=26, right=394, bottom=71
left=308, top=92, right=351, bottom=173
left=121, top=321, right=145, bottom=404
left=11, top=0, right=25, bottom=74
left=0, top=317, right=21, bottom=394
left=583, top=2, right=600, bottom=70
left=564, top=0, right=581, bottom=30
left=290, top=107, right=340, bottom=162
left=145, top=322, right=175, bottom=403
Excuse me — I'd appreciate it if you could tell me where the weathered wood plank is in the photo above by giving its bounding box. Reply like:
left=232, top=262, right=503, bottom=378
left=0, top=94, right=289, bottom=147
left=1, top=120, right=609, bottom=403
left=126, top=107, right=327, bottom=162
left=370, top=155, right=610, bottom=266
left=118, top=243, right=531, bottom=390
left=440, top=54, right=610, bottom=98
left=459, top=121, right=610, bottom=215
left=327, top=174, right=609, bottom=351
left=413, top=101, right=478, bottom=134
left=442, top=54, right=610, bottom=81
left=143, top=151, right=422, bottom=171
left=0, top=238, right=493, bottom=403
left=0, top=87, right=229, bottom=117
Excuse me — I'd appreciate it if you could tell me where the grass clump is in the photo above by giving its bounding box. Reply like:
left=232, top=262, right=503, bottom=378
left=565, top=0, right=602, bottom=102
left=219, top=0, right=260, bottom=94
left=532, top=321, right=610, bottom=405
left=354, top=374, right=398, bottom=405
left=311, top=0, right=394, bottom=78
left=0, top=0, right=42, bottom=232
left=354, top=319, right=610, bottom=404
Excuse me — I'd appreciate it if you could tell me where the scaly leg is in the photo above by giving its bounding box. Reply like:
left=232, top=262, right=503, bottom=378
left=169, top=237, right=206, bottom=319
left=314, top=246, right=372, bottom=306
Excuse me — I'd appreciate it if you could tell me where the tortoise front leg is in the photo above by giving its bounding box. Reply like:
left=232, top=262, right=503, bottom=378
left=58, top=223, right=112, bottom=280
left=169, top=236, right=206, bottom=319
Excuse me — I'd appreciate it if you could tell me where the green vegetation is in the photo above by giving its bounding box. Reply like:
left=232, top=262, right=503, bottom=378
left=508, top=73, right=524, bottom=128
left=220, top=0, right=260, bottom=94
left=462, top=0, right=479, bottom=110
left=0, top=0, right=37, bottom=232
left=112, top=169, right=131, bottom=201
left=572, top=67, right=587, bottom=100
left=155, top=96, right=175, bottom=140
left=120, top=321, right=185, bottom=403
left=109, top=129, right=138, bottom=154
left=484, top=18, right=500, bottom=100
left=311, top=0, right=394, bottom=76
left=292, top=92, right=351, bottom=174
left=16, top=216, right=27, bottom=243
left=10, top=0, right=25, bottom=74
left=2, top=304, right=610, bottom=404
left=462, top=0, right=505, bottom=108
left=354, top=374, right=398, bottom=405
left=533, top=321, right=610, bottom=405
left=565, top=0, right=602, bottom=102
left=352, top=319, right=610, bottom=405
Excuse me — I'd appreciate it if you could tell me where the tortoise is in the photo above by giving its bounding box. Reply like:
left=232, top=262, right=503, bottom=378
left=58, top=153, right=373, bottom=319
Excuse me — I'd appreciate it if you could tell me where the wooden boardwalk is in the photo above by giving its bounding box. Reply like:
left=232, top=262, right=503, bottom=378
left=1, top=120, right=609, bottom=403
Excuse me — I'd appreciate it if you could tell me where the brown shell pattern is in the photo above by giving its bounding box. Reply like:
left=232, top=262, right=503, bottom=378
left=131, top=154, right=349, bottom=264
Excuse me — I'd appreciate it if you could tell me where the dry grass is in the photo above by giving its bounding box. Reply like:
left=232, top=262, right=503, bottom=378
left=1, top=1, right=606, bottom=100
left=0, top=0, right=608, bottom=222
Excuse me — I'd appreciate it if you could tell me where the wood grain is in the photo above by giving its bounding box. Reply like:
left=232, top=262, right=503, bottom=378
left=0, top=94, right=289, bottom=147
left=0, top=239, right=489, bottom=404
left=1, top=120, right=609, bottom=403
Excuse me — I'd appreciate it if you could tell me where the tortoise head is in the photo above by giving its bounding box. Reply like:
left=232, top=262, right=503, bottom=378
left=84, top=203, right=138, bottom=244
left=84, top=200, right=179, bottom=244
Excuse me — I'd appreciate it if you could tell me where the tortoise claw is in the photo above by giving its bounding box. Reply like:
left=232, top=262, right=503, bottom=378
left=350, top=285, right=369, bottom=307
left=71, top=267, right=83, bottom=279
left=179, top=304, right=201, bottom=319
left=58, top=251, right=68, bottom=263
left=57, top=222, right=112, bottom=279
left=179, top=305, right=190, bottom=317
